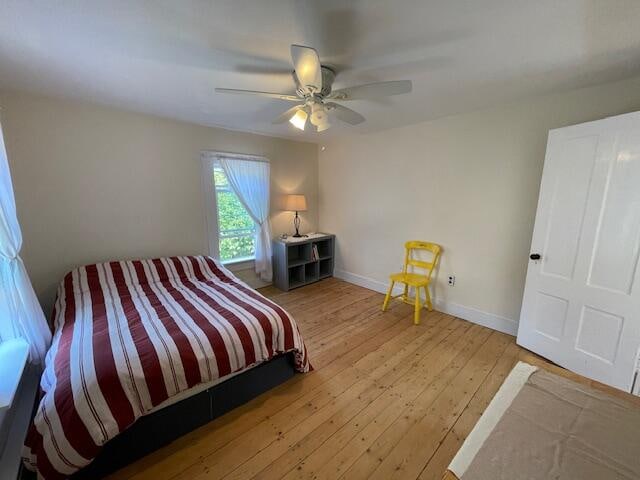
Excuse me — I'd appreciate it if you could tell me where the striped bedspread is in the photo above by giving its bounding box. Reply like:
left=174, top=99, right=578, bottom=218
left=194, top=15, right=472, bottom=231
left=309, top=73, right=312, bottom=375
left=23, top=256, right=310, bottom=479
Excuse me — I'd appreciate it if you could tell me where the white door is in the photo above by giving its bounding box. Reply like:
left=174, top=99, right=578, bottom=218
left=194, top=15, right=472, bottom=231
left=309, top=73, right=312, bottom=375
left=517, top=112, right=640, bottom=392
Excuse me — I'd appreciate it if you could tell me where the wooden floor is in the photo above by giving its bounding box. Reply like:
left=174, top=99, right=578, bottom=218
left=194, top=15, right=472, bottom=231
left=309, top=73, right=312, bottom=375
left=109, top=278, right=540, bottom=480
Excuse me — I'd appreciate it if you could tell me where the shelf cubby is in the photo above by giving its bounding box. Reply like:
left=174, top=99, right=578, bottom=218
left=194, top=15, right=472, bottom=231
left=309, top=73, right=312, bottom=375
left=273, top=234, right=335, bottom=291
left=313, top=239, right=333, bottom=259
left=305, top=262, right=319, bottom=283
left=319, top=258, right=333, bottom=279
left=288, top=265, right=305, bottom=289
left=287, top=243, right=311, bottom=266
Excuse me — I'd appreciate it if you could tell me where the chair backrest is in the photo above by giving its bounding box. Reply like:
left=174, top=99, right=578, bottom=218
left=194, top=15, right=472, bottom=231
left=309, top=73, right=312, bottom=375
left=402, top=241, right=441, bottom=280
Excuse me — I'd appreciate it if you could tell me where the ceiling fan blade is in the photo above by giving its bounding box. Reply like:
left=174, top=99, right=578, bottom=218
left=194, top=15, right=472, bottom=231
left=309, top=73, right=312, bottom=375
left=290, top=45, right=322, bottom=93
left=272, top=105, right=305, bottom=124
left=328, top=80, right=412, bottom=101
left=325, top=102, right=365, bottom=125
left=234, top=65, right=292, bottom=76
left=215, top=88, right=299, bottom=101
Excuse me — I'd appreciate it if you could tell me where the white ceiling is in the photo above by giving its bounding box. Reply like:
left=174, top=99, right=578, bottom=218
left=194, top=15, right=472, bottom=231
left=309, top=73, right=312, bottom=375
left=1, top=0, right=640, bottom=141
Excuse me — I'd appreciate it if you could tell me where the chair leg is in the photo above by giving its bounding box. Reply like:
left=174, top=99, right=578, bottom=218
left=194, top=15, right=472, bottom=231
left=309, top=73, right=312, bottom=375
left=414, top=289, right=421, bottom=325
left=424, top=285, right=433, bottom=311
left=402, top=284, right=408, bottom=303
left=382, top=281, right=395, bottom=312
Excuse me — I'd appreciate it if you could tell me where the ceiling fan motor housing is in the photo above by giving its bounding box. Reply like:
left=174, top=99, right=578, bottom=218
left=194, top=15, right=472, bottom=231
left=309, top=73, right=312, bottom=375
left=293, top=65, right=336, bottom=99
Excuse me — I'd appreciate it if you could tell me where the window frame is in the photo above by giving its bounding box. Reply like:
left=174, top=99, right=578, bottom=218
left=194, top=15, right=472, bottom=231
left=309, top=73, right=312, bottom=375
left=200, top=151, right=267, bottom=267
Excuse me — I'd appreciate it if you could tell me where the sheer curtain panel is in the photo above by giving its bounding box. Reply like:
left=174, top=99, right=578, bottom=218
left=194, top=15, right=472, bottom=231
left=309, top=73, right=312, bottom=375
left=0, top=120, right=51, bottom=363
left=218, top=154, right=273, bottom=282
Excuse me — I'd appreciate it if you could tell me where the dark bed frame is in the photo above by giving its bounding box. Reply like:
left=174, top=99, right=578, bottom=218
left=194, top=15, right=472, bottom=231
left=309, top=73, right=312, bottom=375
left=22, top=352, right=297, bottom=479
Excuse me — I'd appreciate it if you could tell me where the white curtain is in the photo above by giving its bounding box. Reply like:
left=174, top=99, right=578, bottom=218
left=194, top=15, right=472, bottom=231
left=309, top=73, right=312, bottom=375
left=0, top=120, right=51, bottom=363
left=219, top=155, right=273, bottom=282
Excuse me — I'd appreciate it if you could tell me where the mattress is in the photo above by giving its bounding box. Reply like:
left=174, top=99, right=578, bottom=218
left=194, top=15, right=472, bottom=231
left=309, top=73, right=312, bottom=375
left=22, top=255, right=310, bottom=479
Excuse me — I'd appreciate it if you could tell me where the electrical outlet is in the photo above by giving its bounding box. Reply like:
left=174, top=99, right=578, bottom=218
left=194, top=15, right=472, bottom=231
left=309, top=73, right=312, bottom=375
left=448, top=275, right=456, bottom=286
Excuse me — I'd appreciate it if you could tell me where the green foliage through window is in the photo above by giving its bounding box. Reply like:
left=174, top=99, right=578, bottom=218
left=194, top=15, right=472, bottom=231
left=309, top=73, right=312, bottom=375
left=214, top=165, right=255, bottom=261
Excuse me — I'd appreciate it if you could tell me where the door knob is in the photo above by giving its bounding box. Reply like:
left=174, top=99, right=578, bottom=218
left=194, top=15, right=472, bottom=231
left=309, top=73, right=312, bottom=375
left=530, top=253, right=541, bottom=260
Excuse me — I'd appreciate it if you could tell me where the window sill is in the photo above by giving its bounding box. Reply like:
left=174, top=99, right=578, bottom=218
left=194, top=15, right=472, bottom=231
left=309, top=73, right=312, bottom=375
left=0, top=344, right=38, bottom=480
left=0, top=339, right=29, bottom=413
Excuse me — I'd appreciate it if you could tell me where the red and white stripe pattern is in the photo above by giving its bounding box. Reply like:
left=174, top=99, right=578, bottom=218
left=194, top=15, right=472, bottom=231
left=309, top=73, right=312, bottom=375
left=23, top=256, right=310, bottom=479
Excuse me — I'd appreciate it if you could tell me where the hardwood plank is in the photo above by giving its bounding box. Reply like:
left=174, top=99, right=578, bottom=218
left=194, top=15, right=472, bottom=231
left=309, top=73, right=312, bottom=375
left=302, top=295, right=383, bottom=339
left=364, top=332, right=512, bottom=480
left=260, top=322, right=486, bottom=480
left=417, top=342, right=521, bottom=480
left=310, top=305, right=416, bottom=368
left=283, top=279, right=366, bottom=305
left=335, top=328, right=501, bottom=480
left=230, top=318, right=466, bottom=480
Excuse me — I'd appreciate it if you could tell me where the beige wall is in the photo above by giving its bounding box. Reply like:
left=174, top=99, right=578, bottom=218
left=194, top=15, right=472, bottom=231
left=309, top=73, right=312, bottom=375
left=6, top=75, right=640, bottom=331
left=319, top=75, right=640, bottom=334
left=0, top=90, right=318, bottom=315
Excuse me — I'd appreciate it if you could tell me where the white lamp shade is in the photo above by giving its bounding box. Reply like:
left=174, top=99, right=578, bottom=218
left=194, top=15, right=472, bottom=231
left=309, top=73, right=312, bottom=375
left=284, top=194, right=307, bottom=212
left=289, top=110, right=308, bottom=130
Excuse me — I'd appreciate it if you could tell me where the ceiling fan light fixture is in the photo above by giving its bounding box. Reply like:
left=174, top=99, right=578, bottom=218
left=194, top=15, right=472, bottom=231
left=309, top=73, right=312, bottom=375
left=289, top=109, right=308, bottom=130
left=310, top=102, right=330, bottom=132
left=216, top=44, right=413, bottom=133
left=310, top=103, right=326, bottom=123
left=316, top=121, right=331, bottom=132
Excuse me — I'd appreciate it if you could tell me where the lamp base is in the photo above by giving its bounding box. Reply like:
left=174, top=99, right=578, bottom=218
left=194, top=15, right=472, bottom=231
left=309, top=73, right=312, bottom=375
left=292, top=210, right=307, bottom=238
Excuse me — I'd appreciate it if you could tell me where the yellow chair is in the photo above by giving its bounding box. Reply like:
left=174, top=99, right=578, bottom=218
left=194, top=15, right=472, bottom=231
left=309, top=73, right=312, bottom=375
left=382, top=241, right=442, bottom=325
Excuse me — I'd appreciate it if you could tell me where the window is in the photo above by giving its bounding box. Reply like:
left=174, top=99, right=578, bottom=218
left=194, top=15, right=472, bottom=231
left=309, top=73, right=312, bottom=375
left=201, top=151, right=271, bottom=276
left=212, top=161, right=256, bottom=262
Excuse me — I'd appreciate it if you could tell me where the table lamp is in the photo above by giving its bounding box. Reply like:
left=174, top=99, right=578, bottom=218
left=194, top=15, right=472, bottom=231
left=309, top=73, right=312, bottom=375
left=284, top=194, right=307, bottom=237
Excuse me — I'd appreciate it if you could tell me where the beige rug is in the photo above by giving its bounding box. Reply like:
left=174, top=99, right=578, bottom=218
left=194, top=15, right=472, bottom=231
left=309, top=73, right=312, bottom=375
left=449, top=362, right=640, bottom=480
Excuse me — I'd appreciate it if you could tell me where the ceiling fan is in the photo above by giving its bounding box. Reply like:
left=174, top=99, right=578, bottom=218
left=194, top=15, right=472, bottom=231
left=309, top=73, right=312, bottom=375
left=215, top=45, right=412, bottom=132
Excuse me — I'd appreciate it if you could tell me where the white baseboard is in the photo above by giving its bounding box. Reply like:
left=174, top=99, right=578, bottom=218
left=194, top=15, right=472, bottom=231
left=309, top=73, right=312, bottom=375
left=433, top=299, right=518, bottom=336
left=334, top=269, right=518, bottom=336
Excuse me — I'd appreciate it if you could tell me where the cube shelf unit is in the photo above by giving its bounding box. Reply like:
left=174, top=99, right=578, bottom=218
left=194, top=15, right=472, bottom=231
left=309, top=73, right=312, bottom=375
left=273, top=234, right=335, bottom=291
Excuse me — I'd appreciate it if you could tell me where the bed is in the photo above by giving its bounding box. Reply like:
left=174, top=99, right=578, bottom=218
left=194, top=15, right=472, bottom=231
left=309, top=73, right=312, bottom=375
left=444, top=360, right=640, bottom=480
left=22, top=255, right=310, bottom=479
